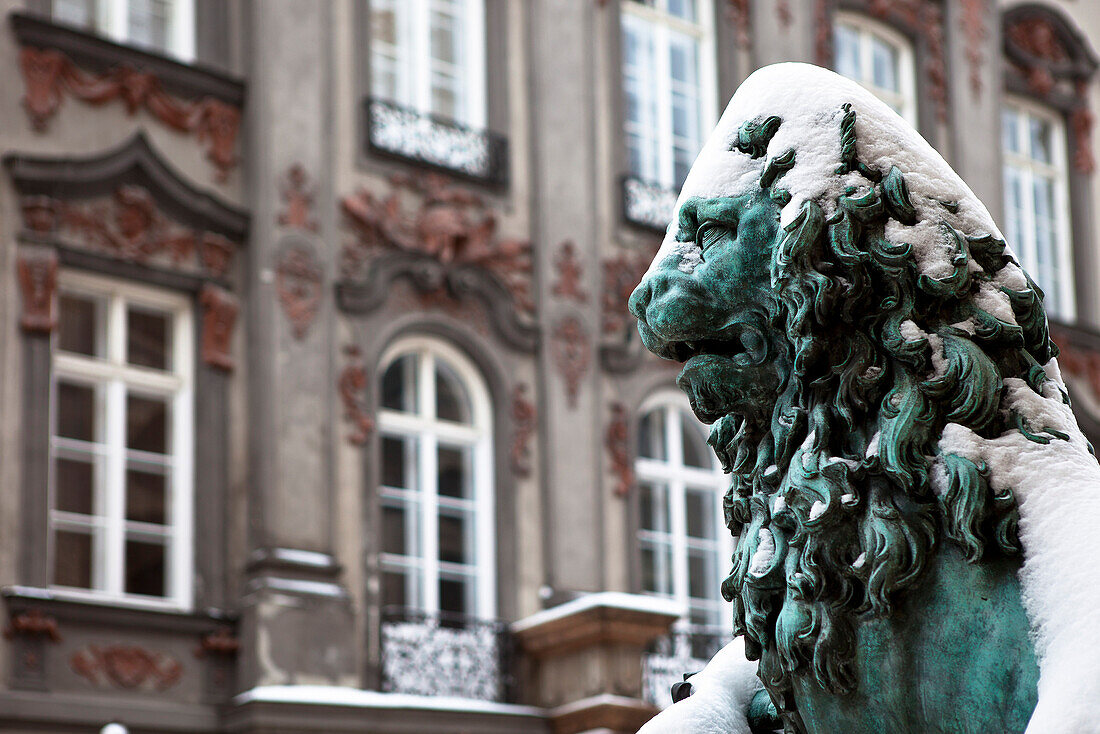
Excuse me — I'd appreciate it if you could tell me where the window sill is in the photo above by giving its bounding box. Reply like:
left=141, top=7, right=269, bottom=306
left=10, top=11, right=244, bottom=106
left=2, top=585, right=233, bottom=633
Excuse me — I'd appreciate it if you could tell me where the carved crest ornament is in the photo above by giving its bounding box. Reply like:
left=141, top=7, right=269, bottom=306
left=71, top=644, right=183, bottom=691
left=338, top=345, right=375, bottom=445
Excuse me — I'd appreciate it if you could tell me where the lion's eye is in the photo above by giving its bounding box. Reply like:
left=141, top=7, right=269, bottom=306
left=697, top=222, right=731, bottom=254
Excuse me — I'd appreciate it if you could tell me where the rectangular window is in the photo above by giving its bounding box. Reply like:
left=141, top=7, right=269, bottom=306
left=51, top=0, right=195, bottom=61
left=369, top=0, right=487, bottom=128
left=1001, top=101, right=1074, bottom=321
left=621, top=0, right=715, bottom=190
left=50, top=272, right=194, bottom=609
left=833, top=13, right=917, bottom=127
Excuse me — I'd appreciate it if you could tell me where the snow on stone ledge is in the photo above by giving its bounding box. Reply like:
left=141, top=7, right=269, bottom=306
left=511, top=591, right=683, bottom=632
left=233, top=686, right=544, bottom=717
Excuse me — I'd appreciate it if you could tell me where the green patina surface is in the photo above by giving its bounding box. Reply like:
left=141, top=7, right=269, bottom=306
left=630, top=105, right=1052, bottom=733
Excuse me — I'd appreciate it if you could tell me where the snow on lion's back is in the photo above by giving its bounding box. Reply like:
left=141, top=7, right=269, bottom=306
left=640, top=62, right=1100, bottom=733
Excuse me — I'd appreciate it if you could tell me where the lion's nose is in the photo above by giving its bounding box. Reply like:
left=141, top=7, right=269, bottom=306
left=628, top=277, right=654, bottom=323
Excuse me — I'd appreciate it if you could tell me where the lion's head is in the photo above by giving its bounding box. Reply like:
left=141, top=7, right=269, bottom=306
left=630, top=63, right=1070, bottom=730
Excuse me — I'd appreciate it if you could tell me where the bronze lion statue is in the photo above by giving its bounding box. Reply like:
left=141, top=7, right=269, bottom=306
left=631, top=64, right=1100, bottom=734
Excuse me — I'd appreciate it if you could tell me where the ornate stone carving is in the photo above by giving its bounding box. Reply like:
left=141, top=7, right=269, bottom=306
left=200, top=285, right=237, bottom=371
left=17, top=47, right=240, bottom=180
left=276, top=243, right=323, bottom=340
left=602, top=250, right=653, bottom=337
left=71, top=645, right=183, bottom=691
left=338, top=345, right=374, bottom=446
left=4, top=608, right=60, bottom=642
left=551, top=316, right=591, bottom=409
left=16, top=249, right=58, bottom=334
left=15, top=187, right=239, bottom=278
left=278, top=164, right=319, bottom=232
left=340, top=173, right=533, bottom=313
left=552, top=240, right=587, bottom=303
left=776, top=0, right=792, bottom=30
left=606, top=403, right=634, bottom=498
left=725, top=0, right=751, bottom=48
left=1071, top=81, right=1095, bottom=175
left=195, top=626, right=240, bottom=658
left=511, top=384, right=536, bottom=477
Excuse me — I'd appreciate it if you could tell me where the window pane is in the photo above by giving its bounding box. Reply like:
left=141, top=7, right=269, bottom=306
left=127, top=0, right=172, bottom=52
left=126, top=465, right=167, bottom=525
left=439, top=508, right=472, bottom=565
left=127, top=393, right=168, bottom=454
left=56, top=455, right=95, bottom=515
left=53, top=0, right=95, bottom=26
left=681, top=419, right=710, bottom=468
left=54, top=529, right=93, bottom=589
left=59, top=293, right=104, bottom=357
left=382, top=567, right=422, bottom=609
left=641, top=539, right=673, bottom=595
left=688, top=548, right=716, bottom=600
left=870, top=36, right=899, bottom=92
left=435, top=361, right=471, bottom=423
left=430, top=9, right=460, bottom=66
left=382, top=435, right=419, bottom=490
left=371, top=0, right=398, bottom=46
left=834, top=24, right=860, bottom=80
left=439, top=575, right=472, bottom=616
left=689, top=603, right=720, bottom=629
left=431, top=73, right=459, bottom=120
left=666, top=0, right=696, bottom=22
left=382, top=499, right=420, bottom=556
left=382, top=354, right=419, bottom=413
left=1029, top=116, right=1053, bottom=164
left=1003, top=109, right=1021, bottom=154
left=685, top=487, right=715, bottom=539
left=438, top=444, right=472, bottom=499
left=638, top=410, right=667, bottom=460
left=57, top=382, right=98, bottom=442
left=127, top=307, right=170, bottom=370
left=125, top=537, right=166, bottom=596
left=638, top=481, right=669, bottom=533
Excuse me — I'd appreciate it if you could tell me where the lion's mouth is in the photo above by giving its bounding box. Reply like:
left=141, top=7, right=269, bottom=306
left=678, top=353, right=748, bottom=424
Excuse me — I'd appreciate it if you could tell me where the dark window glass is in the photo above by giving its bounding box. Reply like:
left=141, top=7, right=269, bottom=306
left=59, top=294, right=103, bottom=357
left=126, top=466, right=166, bottom=525
left=438, top=511, right=469, bottom=564
left=439, top=576, right=469, bottom=616
left=638, top=410, right=667, bottom=460
left=57, top=382, right=97, bottom=442
left=127, top=307, right=170, bottom=370
left=54, top=529, right=92, bottom=588
left=382, top=436, right=418, bottom=490
left=382, top=354, right=418, bottom=413
left=125, top=538, right=166, bottom=596
left=382, top=503, right=415, bottom=556
left=55, top=456, right=95, bottom=515
left=126, top=394, right=168, bottom=454
left=435, top=362, right=470, bottom=423
left=438, top=445, right=470, bottom=498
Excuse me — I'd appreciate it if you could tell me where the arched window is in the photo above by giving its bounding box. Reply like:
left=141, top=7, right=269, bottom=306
left=635, top=394, right=730, bottom=628
left=377, top=338, right=495, bottom=620
left=833, top=12, right=917, bottom=126
left=369, top=0, right=487, bottom=128
left=1002, top=98, right=1074, bottom=320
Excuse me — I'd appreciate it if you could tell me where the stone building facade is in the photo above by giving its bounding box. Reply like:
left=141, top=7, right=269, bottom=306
left=2, top=1, right=1100, bottom=733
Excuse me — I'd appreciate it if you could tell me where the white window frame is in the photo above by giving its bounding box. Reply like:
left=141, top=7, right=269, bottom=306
left=54, top=0, right=195, bottom=61
left=634, top=392, right=732, bottom=631
left=621, top=0, right=718, bottom=189
left=377, top=337, right=496, bottom=620
left=833, top=11, right=917, bottom=127
left=370, top=0, right=487, bottom=128
left=49, top=270, right=195, bottom=611
left=1002, top=97, right=1076, bottom=321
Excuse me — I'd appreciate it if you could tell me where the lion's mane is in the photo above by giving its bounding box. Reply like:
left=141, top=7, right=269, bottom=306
left=713, top=106, right=1069, bottom=732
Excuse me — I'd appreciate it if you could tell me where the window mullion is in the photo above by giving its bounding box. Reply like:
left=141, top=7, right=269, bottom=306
left=103, top=292, right=127, bottom=595
left=655, top=21, right=674, bottom=187
left=414, top=0, right=431, bottom=114
left=420, top=351, right=440, bottom=614
left=666, top=408, right=690, bottom=614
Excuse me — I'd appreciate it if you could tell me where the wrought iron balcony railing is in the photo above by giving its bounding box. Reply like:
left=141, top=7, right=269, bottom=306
left=643, top=625, right=733, bottom=709
left=379, top=607, right=515, bottom=702
left=621, top=175, right=679, bottom=232
left=365, top=97, right=509, bottom=187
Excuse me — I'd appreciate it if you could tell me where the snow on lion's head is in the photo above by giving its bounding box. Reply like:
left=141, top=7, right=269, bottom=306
left=629, top=63, right=1097, bottom=729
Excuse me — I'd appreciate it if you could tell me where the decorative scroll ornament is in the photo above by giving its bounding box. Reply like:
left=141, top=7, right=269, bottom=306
left=606, top=403, right=634, bottom=498
left=275, top=243, right=323, bottom=340
left=278, top=164, right=319, bottom=232
left=4, top=608, right=61, bottom=642
left=16, top=249, right=58, bottom=333
left=552, top=240, right=587, bottom=303
left=71, top=645, right=183, bottom=691
left=340, top=173, right=533, bottom=314
left=551, top=315, right=591, bottom=409
left=200, top=285, right=238, bottom=371
left=511, top=384, right=536, bottom=477
left=18, top=47, right=240, bottom=180
left=338, top=345, right=374, bottom=445
left=17, top=187, right=237, bottom=278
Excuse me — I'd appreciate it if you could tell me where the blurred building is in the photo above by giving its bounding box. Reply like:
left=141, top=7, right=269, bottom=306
left=2, top=1, right=1100, bottom=733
